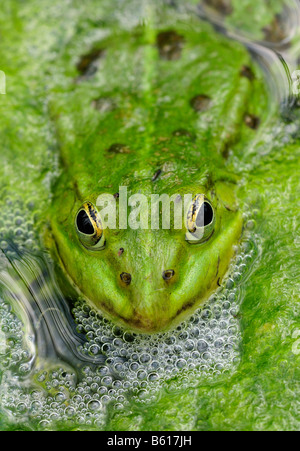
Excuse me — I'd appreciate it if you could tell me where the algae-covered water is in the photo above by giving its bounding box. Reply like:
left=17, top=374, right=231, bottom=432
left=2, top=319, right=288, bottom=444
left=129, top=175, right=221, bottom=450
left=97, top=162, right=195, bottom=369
left=0, top=0, right=299, bottom=431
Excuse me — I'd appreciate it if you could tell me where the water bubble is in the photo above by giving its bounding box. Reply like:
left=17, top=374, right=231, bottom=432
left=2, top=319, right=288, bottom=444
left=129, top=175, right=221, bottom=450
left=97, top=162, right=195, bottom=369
left=88, top=400, right=101, bottom=411
left=55, top=392, right=66, bottom=403
left=214, top=339, right=224, bottom=348
left=65, top=407, right=75, bottom=417
left=17, top=402, right=27, bottom=413
left=137, top=370, right=147, bottom=380
left=89, top=344, right=100, bottom=355
left=197, top=340, right=208, bottom=352
left=176, top=359, right=186, bottom=369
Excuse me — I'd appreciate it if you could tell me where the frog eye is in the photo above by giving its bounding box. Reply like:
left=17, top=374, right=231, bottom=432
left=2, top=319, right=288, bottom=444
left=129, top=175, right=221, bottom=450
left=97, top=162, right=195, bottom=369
left=75, top=202, right=105, bottom=250
left=186, top=195, right=215, bottom=244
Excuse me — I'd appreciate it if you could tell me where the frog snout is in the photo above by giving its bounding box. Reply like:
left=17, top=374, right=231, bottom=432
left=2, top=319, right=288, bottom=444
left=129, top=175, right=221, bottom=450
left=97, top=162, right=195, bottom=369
left=114, top=267, right=178, bottom=332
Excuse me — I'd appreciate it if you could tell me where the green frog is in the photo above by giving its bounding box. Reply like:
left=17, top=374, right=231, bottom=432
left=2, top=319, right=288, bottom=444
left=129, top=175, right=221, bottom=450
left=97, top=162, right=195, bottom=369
left=46, top=5, right=268, bottom=333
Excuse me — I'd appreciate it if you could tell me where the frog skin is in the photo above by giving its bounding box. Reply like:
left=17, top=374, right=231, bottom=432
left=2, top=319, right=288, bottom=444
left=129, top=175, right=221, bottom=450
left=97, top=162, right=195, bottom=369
left=46, top=9, right=268, bottom=333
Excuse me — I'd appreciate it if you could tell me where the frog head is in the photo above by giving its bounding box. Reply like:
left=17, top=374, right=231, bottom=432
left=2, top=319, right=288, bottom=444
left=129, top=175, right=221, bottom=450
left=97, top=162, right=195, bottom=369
left=49, top=167, right=242, bottom=333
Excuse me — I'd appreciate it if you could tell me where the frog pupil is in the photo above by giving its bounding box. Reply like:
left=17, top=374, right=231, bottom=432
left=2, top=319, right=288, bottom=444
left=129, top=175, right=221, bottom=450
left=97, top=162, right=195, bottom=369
left=196, top=202, right=213, bottom=228
left=77, top=210, right=94, bottom=235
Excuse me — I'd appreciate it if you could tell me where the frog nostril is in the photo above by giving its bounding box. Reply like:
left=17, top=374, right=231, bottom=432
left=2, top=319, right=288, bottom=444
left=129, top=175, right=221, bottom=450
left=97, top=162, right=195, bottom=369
left=162, top=269, right=175, bottom=281
left=120, top=272, right=132, bottom=286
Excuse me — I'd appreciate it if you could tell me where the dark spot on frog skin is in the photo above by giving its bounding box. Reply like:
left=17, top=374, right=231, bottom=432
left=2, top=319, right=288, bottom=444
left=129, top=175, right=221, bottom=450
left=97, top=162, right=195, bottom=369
left=172, top=129, right=196, bottom=141
left=190, top=95, right=212, bottom=112
left=107, top=143, right=131, bottom=154
left=162, top=269, right=175, bottom=281
left=76, top=48, right=105, bottom=80
left=92, top=97, right=116, bottom=113
left=221, top=142, right=230, bottom=159
left=120, top=272, right=132, bottom=286
left=240, top=65, right=255, bottom=81
left=263, top=15, right=288, bottom=44
left=244, top=113, right=260, bottom=130
left=152, top=169, right=162, bottom=182
left=164, top=0, right=177, bottom=7
left=156, top=30, right=185, bottom=61
left=202, top=0, right=233, bottom=16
